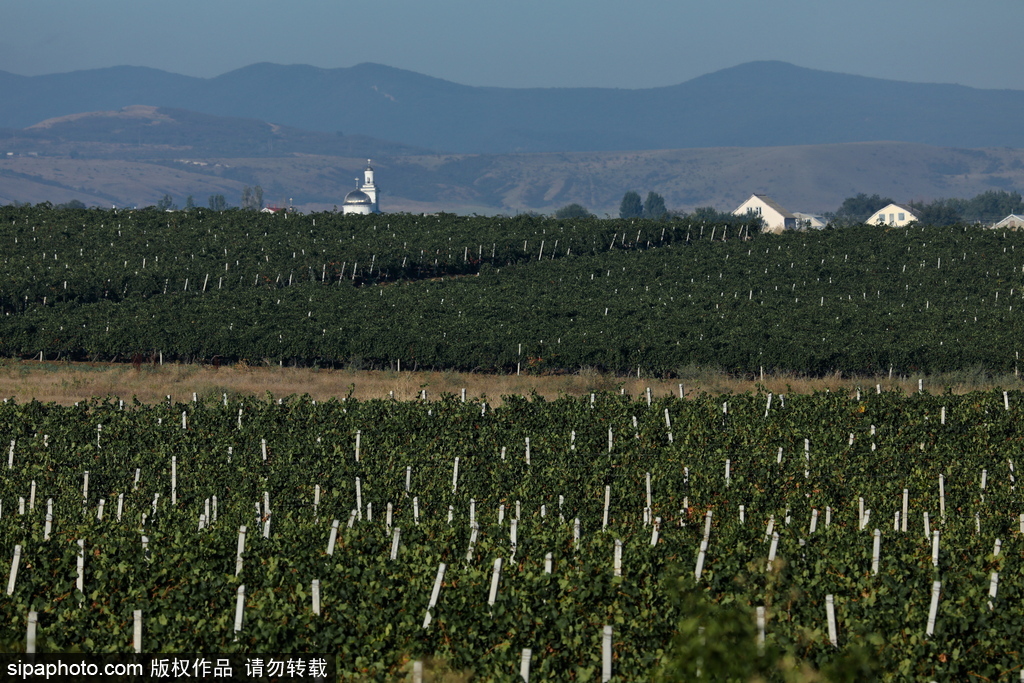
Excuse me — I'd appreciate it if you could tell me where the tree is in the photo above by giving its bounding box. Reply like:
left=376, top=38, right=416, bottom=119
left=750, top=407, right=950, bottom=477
left=156, top=194, right=174, bottom=211
left=643, top=192, right=668, bottom=220
left=208, top=194, right=227, bottom=211
left=185, top=195, right=195, bottom=210
left=619, top=191, right=643, bottom=219
left=554, top=203, right=593, bottom=219
left=835, top=193, right=893, bottom=224
left=55, top=199, right=86, bottom=210
left=241, top=185, right=264, bottom=211
left=909, top=198, right=963, bottom=226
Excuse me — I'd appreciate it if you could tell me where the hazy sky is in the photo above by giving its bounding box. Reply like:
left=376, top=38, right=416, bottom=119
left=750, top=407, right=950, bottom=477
left=2, top=0, right=1023, bottom=90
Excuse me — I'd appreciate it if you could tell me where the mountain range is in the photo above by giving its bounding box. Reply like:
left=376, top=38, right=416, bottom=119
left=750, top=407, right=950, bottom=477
left=3, top=60, right=1024, bottom=153
left=1, top=61, right=1023, bottom=214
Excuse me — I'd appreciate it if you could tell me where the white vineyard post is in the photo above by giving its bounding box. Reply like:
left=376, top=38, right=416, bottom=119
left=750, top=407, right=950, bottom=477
left=355, top=430, right=361, bottom=462
left=312, top=579, right=321, bottom=616
left=82, top=471, right=89, bottom=510
left=764, top=393, right=772, bottom=418
left=422, top=562, right=447, bottom=629
left=725, top=459, right=731, bottom=487
left=602, top=485, right=610, bottom=531
left=601, top=625, right=613, bottom=682
left=607, top=428, right=613, bottom=453
left=825, top=594, right=838, bottom=647
left=234, top=585, right=245, bottom=633
left=405, top=466, right=412, bottom=494
left=739, top=505, right=745, bottom=524
left=544, top=552, right=553, bottom=573
left=414, top=497, right=420, bottom=525
left=756, top=606, right=766, bottom=652
left=76, top=538, right=85, bottom=596
left=613, top=539, right=622, bottom=577
left=766, top=532, right=779, bottom=572
left=519, top=648, right=532, bottom=682
left=764, top=516, right=775, bottom=542
left=29, top=481, right=35, bottom=512
left=26, top=611, right=38, bottom=654
left=488, top=558, right=502, bottom=611
left=6, top=544, right=21, bottom=595
left=926, top=581, right=941, bottom=636
left=810, top=509, right=818, bottom=534
left=412, top=661, right=423, bottom=683
left=871, top=529, right=881, bottom=575
left=346, top=510, right=357, bottom=529
left=212, top=496, right=217, bottom=524
left=901, top=489, right=909, bottom=532
left=988, top=572, right=998, bottom=611
left=695, top=539, right=708, bottom=580
left=931, top=530, right=940, bottom=568
left=6, top=439, right=12, bottom=469
left=651, top=517, right=661, bottom=546
left=235, top=525, right=247, bottom=576
left=525, top=438, right=530, bottom=465
left=133, top=609, right=142, bottom=653
left=703, top=510, right=713, bottom=542
left=117, top=493, right=123, bottom=522
left=923, top=512, right=930, bottom=540
left=355, top=478, right=362, bottom=521
left=96, top=499, right=104, bottom=521
left=939, top=475, right=946, bottom=521
left=452, top=458, right=459, bottom=493
left=390, top=527, right=401, bottom=561
left=314, top=485, right=321, bottom=521
left=825, top=506, right=831, bottom=528
left=574, top=518, right=581, bottom=549
left=171, top=456, right=177, bottom=506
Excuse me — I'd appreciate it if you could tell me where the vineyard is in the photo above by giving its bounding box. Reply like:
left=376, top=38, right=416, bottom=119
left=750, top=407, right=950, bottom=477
left=1, top=389, right=1023, bottom=680
left=2, top=205, right=1024, bottom=376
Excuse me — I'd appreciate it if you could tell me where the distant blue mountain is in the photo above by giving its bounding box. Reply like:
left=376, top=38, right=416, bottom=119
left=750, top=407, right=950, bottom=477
left=2, top=61, right=1023, bottom=153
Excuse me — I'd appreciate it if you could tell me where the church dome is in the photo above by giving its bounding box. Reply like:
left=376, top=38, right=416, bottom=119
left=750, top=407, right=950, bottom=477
left=344, top=189, right=372, bottom=205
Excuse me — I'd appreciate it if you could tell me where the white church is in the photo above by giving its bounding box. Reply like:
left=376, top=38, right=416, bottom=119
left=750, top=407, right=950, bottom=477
left=342, top=160, right=381, bottom=215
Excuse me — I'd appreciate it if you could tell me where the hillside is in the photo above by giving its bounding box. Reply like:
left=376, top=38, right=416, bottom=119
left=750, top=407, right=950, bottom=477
left=3, top=107, right=1024, bottom=214
left=3, top=61, right=1024, bottom=153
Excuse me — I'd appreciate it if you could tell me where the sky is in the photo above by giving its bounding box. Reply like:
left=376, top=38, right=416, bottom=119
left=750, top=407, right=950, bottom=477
left=2, top=0, right=1024, bottom=91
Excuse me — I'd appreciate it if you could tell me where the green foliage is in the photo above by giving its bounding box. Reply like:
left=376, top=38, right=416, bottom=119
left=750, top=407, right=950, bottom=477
left=643, top=192, right=668, bottom=220
left=208, top=194, right=227, bottom=211
left=155, top=194, right=174, bottom=211
left=620, top=191, right=643, bottom=219
left=554, top=203, right=593, bottom=219
left=834, top=194, right=893, bottom=224
left=241, top=186, right=264, bottom=211
left=0, top=390, right=1021, bottom=680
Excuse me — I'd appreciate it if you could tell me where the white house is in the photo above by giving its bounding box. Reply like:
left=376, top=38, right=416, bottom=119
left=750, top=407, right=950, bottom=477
left=733, top=194, right=796, bottom=234
left=992, top=214, right=1024, bottom=229
left=342, top=160, right=381, bottom=215
left=793, top=212, right=827, bottom=230
left=867, top=203, right=918, bottom=226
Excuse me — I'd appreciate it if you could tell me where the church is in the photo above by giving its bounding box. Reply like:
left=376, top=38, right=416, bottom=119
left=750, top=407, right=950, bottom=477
left=342, top=160, right=381, bottom=215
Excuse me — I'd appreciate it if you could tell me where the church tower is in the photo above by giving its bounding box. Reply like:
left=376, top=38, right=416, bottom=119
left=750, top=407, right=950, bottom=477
left=361, top=160, right=378, bottom=211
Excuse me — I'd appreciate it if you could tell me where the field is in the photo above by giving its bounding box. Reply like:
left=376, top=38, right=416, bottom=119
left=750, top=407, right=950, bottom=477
left=1, top=390, right=1022, bottom=681
left=3, top=207, right=1024, bottom=681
